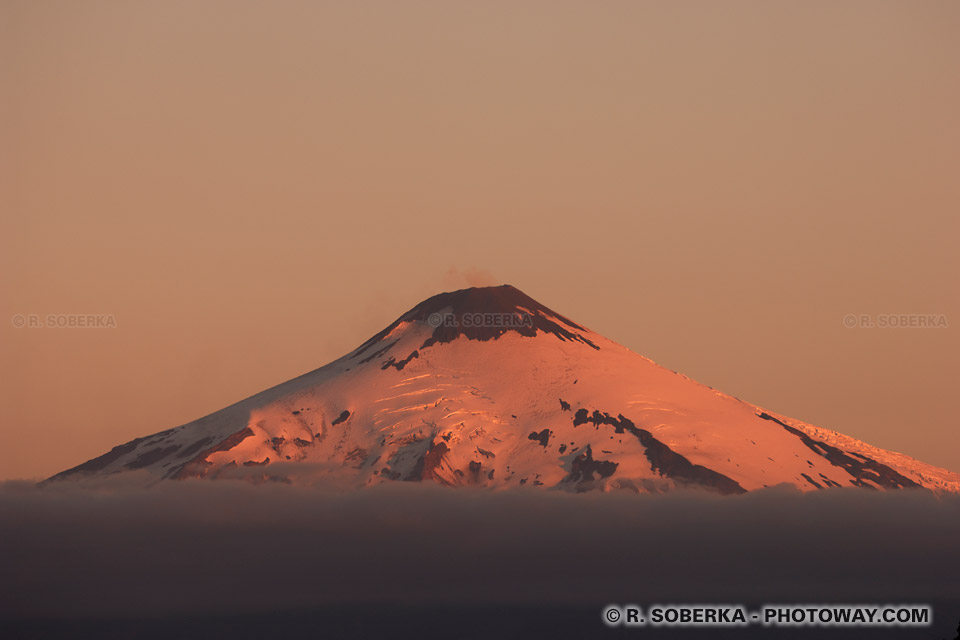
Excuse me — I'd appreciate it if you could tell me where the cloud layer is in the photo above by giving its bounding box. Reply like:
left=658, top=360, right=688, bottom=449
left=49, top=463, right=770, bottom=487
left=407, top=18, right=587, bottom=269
left=2, top=480, right=959, bottom=620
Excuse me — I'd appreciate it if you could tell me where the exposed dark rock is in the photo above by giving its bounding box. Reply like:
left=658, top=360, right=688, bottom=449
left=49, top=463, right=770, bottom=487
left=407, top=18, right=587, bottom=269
left=126, top=445, right=180, bottom=470
left=818, top=473, right=842, bottom=488
left=406, top=440, right=450, bottom=483
left=559, top=398, right=571, bottom=411
left=331, top=410, right=351, bottom=426
left=357, top=340, right=398, bottom=364
left=350, top=285, right=599, bottom=361
left=757, top=412, right=921, bottom=490
left=171, top=427, right=256, bottom=479
left=382, top=350, right=419, bottom=371
left=564, top=445, right=618, bottom=487
left=467, top=461, right=484, bottom=483
left=45, top=440, right=141, bottom=480
left=178, top=437, right=214, bottom=458
left=344, top=448, right=368, bottom=467
left=527, top=429, right=552, bottom=448
left=573, top=408, right=746, bottom=495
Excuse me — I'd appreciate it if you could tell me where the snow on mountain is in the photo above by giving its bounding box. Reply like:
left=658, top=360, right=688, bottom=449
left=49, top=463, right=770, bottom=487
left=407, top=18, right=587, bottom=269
left=47, top=285, right=960, bottom=494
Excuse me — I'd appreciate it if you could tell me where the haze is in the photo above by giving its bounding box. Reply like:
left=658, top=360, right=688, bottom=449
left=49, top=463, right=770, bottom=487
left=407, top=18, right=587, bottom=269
left=1, top=1, right=957, bottom=480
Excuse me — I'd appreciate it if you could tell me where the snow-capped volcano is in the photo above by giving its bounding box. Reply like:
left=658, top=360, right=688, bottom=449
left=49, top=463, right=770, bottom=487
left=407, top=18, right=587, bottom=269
left=49, top=285, right=960, bottom=493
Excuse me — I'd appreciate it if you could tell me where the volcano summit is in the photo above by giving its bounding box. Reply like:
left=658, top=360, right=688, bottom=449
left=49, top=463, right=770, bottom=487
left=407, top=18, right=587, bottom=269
left=50, top=285, right=960, bottom=494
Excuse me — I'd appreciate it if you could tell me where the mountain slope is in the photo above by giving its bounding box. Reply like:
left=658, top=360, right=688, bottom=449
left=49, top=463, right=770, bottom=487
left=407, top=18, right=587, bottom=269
left=48, top=285, right=960, bottom=494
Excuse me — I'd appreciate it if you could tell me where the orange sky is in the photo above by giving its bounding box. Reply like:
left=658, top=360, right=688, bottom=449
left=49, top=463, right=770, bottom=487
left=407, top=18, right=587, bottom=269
left=1, top=1, right=958, bottom=480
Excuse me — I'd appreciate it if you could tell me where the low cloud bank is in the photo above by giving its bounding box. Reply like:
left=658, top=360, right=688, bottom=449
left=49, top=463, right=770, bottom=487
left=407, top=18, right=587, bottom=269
left=1, top=479, right=958, bottom=618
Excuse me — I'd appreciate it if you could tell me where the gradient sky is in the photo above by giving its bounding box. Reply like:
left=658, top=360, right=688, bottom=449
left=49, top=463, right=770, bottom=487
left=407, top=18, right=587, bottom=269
left=1, top=1, right=958, bottom=480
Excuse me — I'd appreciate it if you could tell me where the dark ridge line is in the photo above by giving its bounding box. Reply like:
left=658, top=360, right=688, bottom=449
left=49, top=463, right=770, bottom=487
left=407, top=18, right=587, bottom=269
left=344, top=447, right=368, bottom=468
left=179, top=436, right=214, bottom=458
left=573, top=408, right=746, bottom=495
left=344, top=447, right=368, bottom=462
left=382, top=350, right=419, bottom=371
left=357, top=340, right=398, bottom=364
left=756, top=412, right=921, bottom=490
left=126, top=445, right=181, bottom=470
left=818, top=473, right=843, bottom=488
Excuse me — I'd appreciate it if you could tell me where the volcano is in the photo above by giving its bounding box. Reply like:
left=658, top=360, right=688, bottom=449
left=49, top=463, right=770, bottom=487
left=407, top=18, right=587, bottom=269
left=49, top=285, right=960, bottom=494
